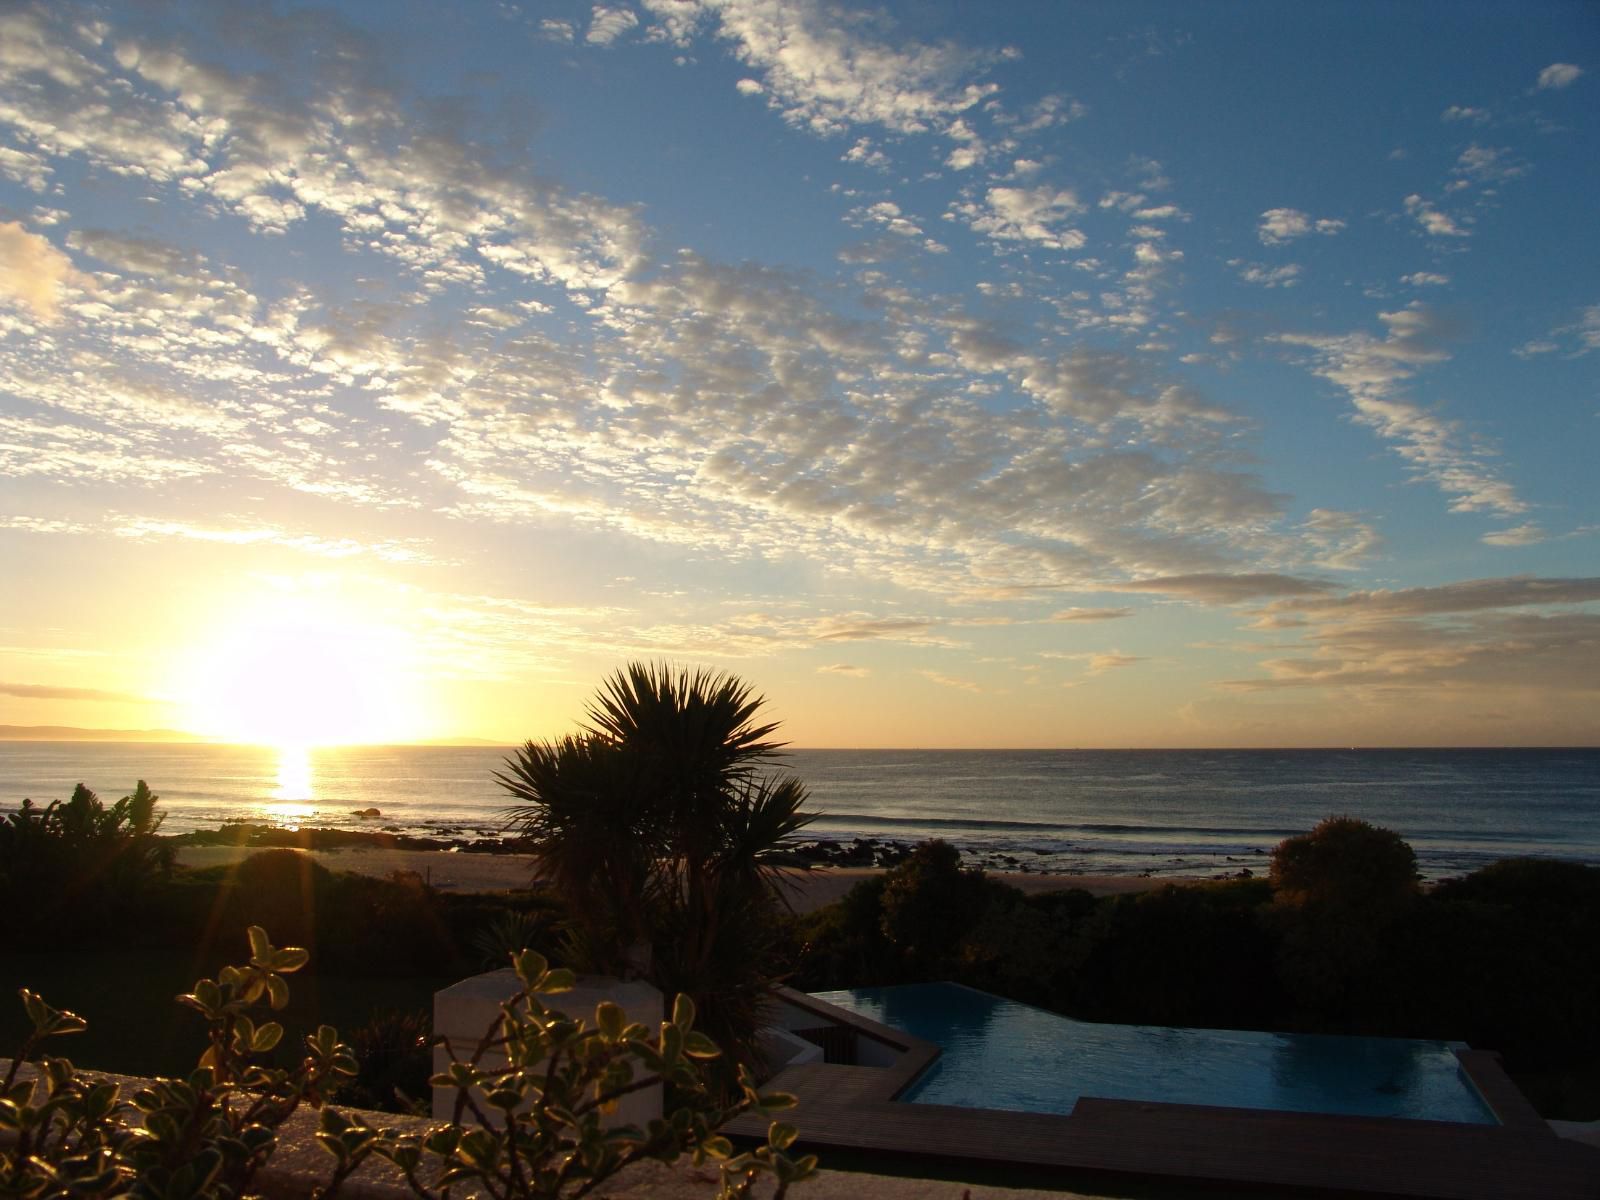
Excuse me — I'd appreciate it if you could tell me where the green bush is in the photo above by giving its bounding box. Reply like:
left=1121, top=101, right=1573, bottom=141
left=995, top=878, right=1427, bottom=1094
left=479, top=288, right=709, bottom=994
left=2, top=931, right=814, bottom=1199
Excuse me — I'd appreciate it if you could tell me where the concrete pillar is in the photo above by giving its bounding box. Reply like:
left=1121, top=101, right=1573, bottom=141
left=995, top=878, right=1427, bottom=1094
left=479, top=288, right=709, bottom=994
left=432, top=970, right=664, bottom=1126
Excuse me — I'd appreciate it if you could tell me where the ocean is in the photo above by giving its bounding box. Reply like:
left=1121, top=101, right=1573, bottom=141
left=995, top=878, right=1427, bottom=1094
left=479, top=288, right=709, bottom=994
left=1, top=743, right=1596, bottom=881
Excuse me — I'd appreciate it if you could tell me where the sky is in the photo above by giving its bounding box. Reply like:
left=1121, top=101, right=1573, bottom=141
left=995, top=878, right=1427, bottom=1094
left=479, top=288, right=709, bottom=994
left=0, top=0, right=1596, bottom=749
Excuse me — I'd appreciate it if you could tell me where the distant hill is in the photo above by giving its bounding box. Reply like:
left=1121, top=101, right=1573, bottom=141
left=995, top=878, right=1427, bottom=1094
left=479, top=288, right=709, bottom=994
left=0, top=725, right=214, bottom=743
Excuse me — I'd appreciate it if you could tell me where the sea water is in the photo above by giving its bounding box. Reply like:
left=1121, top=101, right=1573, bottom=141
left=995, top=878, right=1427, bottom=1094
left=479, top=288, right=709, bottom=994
left=0, top=743, right=1595, bottom=880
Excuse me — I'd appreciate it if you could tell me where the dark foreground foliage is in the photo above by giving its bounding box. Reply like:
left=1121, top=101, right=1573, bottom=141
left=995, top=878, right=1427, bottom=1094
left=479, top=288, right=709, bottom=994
left=791, top=828, right=1600, bottom=1120
left=3, top=930, right=813, bottom=1200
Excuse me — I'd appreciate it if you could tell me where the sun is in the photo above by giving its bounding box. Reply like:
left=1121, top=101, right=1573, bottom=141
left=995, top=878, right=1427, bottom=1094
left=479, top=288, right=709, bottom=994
left=174, top=582, right=431, bottom=747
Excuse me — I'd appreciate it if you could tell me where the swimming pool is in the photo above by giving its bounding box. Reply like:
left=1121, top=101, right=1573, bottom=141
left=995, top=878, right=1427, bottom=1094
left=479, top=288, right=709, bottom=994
left=810, top=983, right=1495, bottom=1125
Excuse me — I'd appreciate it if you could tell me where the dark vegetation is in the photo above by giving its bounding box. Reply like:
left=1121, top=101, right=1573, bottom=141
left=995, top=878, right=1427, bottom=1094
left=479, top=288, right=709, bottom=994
left=4, top=930, right=812, bottom=1200
left=789, top=821, right=1600, bottom=1120
left=0, top=791, right=566, bottom=1110
left=5, top=763, right=1597, bottom=1124
left=497, top=663, right=813, bottom=1085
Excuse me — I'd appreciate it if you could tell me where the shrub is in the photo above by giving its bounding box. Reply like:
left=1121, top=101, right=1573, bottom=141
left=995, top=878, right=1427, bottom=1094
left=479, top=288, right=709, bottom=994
left=1070, top=880, right=1282, bottom=1028
left=1270, top=818, right=1420, bottom=1024
left=1270, top=816, right=1418, bottom=911
left=0, top=782, right=174, bottom=944
left=2, top=931, right=814, bottom=1199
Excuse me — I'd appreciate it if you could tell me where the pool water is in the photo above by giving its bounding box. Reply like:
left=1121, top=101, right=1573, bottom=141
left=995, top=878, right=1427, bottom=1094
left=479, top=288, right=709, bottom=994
left=811, top=983, right=1495, bottom=1125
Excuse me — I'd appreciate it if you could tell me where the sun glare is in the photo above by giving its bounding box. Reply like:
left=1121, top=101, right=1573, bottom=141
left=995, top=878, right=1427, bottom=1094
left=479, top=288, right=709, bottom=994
left=175, top=583, right=431, bottom=747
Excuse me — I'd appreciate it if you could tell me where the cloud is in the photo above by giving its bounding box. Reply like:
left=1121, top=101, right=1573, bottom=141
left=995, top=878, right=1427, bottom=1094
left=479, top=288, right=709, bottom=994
left=539, top=19, right=576, bottom=43
left=648, top=0, right=1000, bottom=136
left=1086, top=652, right=1143, bottom=674
left=1049, top=607, right=1133, bottom=622
left=1219, top=611, right=1600, bottom=696
left=1517, top=304, right=1600, bottom=358
left=1401, top=271, right=1450, bottom=288
left=1536, top=63, right=1582, bottom=90
left=1403, top=194, right=1468, bottom=238
left=1231, top=260, right=1301, bottom=288
left=920, top=669, right=984, bottom=692
left=1257, top=575, right=1600, bottom=622
left=587, top=5, right=640, bottom=46
left=1103, top=574, right=1334, bottom=604
left=1481, top=524, right=1546, bottom=547
left=0, top=682, right=146, bottom=703
left=1452, top=144, right=1525, bottom=185
left=950, top=185, right=1086, bottom=250
left=1442, top=105, right=1490, bottom=124
left=1275, top=304, right=1525, bottom=516
left=109, top=517, right=434, bottom=563
left=817, top=663, right=868, bottom=676
left=809, top=615, right=945, bottom=643
left=1301, top=509, right=1383, bottom=570
left=1257, top=208, right=1344, bottom=245
left=0, top=221, right=76, bottom=321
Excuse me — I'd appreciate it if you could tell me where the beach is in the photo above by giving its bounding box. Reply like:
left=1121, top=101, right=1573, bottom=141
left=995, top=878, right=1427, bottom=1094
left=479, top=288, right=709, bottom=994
left=174, top=845, right=1169, bottom=913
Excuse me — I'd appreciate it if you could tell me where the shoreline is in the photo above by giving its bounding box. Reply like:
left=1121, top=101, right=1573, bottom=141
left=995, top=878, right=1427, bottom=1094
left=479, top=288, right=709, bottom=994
left=172, top=845, right=1182, bottom=913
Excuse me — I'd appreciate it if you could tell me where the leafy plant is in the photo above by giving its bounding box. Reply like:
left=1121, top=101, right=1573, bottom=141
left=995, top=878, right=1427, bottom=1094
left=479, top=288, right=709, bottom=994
left=2, top=931, right=813, bottom=1199
left=341, top=949, right=814, bottom=1199
left=497, top=664, right=817, bottom=1073
left=1, top=926, right=356, bottom=1200
left=0, top=783, right=175, bottom=943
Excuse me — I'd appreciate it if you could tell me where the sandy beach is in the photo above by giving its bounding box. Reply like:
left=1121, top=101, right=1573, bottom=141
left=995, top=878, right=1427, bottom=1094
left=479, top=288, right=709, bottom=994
left=174, top=845, right=1175, bottom=913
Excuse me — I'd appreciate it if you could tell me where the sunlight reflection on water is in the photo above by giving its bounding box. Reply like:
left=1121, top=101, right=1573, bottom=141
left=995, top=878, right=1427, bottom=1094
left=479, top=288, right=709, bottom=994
left=271, top=745, right=315, bottom=803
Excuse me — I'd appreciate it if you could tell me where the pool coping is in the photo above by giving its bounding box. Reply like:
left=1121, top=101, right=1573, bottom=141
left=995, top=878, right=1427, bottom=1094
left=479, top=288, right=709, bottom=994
left=732, top=986, right=1600, bottom=1199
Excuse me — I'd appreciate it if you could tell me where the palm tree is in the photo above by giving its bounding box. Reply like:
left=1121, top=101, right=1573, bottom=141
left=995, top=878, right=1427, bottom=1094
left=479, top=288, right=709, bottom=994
left=496, top=663, right=815, bottom=1070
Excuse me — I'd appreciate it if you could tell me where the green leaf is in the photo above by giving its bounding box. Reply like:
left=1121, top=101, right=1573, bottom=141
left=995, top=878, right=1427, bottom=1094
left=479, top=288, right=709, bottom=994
left=247, top=926, right=271, bottom=962
left=265, top=974, right=290, bottom=1011
left=512, top=949, right=548, bottom=985
left=671, top=993, right=696, bottom=1030
left=542, top=967, right=577, bottom=993
left=272, top=947, right=310, bottom=973
left=682, top=1031, right=721, bottom=1059
left=755, top=1092, right=797, bottom=1112
left=596, top=1001, right=625, bottom=1040
left=768, top=1122, right=799, bottom=1150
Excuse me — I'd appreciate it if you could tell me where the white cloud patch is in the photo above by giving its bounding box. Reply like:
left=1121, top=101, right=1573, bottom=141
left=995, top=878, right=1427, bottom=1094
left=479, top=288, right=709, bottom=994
left=648, top=0, right=1000, bottom=136
left=587, top=5, right=641, bottom=46
left=1442, top=105, right=1490, bottom=124
left=1231, top=260, right=1301, bottom=288
left=1301, top=509, right=1383, bottom=570
left=1257, top=208, right=1344, bottom=245
left=1536, top=63, right=1583, bottom=90
left=1401, top=271, right=1450, bottom=288
left=1277, top=304, right=1524, bottom=516
left=951, top=185, right=1085, bottom=250
left=1517, top=304, right=1600, bottom=358
left=0, top=221, right=77, bottom=321
left=1403, top=194, right=1469, bottom=238
left=1481, top=524, right=1546, bottom=547
left=1453, top=143, right=1525, bottom=185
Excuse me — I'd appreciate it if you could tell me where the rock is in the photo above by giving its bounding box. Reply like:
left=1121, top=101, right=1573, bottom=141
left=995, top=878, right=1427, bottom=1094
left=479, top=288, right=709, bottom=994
left=352, top=807, right=382, bottom=818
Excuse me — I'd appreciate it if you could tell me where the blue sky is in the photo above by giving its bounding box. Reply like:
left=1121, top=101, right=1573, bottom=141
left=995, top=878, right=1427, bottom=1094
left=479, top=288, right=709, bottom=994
left=0, top=0, right=1596, bottom=747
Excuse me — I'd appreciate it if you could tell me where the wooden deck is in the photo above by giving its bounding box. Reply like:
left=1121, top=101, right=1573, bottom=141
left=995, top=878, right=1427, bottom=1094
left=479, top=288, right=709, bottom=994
left=733, top=990, right=1600, bottom=1199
